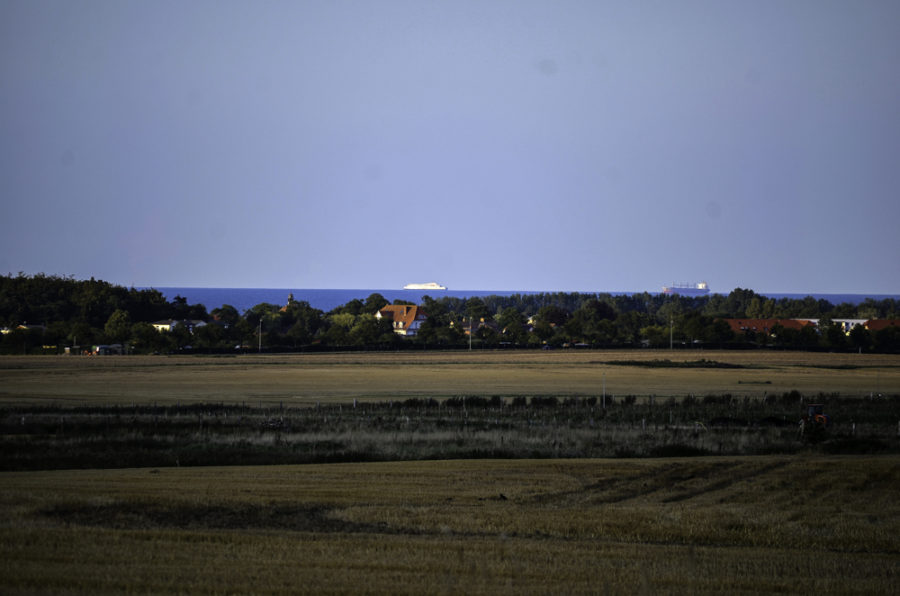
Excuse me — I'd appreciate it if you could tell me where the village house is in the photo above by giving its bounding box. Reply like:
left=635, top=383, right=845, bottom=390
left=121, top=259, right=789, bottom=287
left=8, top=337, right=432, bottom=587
left=375, top=305, right=427, bottom=336
left=92, top=343, right=124, bottom=355
left=1, top=324, right=47, bottom=335
left=720, top=318, right=816, bottom=336
left=865, top=319, right=900, bottom=332
left=451, top=317, right=501, bottom=336
left=151, top=319, right=207, bottom=333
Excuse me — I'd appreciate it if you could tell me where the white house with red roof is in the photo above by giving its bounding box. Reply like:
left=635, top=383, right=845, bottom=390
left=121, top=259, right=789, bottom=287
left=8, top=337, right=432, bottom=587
left=376, top=305, right=427, bottom=337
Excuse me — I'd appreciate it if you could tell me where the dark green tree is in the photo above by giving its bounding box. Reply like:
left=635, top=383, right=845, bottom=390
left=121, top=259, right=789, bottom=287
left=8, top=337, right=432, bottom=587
left=364, top=293, right=389, bottom=313
left=465, top=298, right=489, bottom=323
left=211, top=304, right=241, bottom=327
left=849, top=325, right=872, bottom=352
left=103, top=309, right=132, bottom=346
left=498, top=307, right=527, bottom=344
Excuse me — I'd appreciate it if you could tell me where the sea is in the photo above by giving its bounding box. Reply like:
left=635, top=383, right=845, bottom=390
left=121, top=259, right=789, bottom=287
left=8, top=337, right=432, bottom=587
left=145, top=287, right=900, bottom=315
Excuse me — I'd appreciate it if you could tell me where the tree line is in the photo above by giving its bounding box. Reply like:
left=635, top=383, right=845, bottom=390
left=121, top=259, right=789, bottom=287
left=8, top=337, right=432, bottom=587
left=1, top=274, right=898, bottom=354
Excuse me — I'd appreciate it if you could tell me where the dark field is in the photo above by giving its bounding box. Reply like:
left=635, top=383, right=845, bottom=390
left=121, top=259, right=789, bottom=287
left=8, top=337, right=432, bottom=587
left=2, top=457, right=898, bottom=594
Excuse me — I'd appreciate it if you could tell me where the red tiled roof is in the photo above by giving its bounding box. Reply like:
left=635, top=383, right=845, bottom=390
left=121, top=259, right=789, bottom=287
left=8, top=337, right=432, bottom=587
left=865, top=319, right=900, bottom=332
left=720, top=318, right=814, bottom=334
left=377, top=305, right=427, bottom=333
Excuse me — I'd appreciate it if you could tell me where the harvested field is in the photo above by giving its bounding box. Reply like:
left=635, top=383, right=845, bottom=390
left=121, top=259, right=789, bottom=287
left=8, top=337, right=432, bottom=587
left=1, top=457, right=898, bottom=594
left=0, top=350, right=897, bottom=406
left=2, top=351, right=899, bottom=593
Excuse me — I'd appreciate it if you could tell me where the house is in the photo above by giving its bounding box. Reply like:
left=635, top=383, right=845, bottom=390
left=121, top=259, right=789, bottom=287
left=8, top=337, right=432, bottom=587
left=720, top=318, right=815, bottom=336
left=1, top=324, right=46, bottom=335
left=865, top=319, right=900, bottom=332
left=834, top=319, right=868, bottom=334
left=452, top=317, right=501, bottom=336
left=92, top=343, right=123, bottom=355
left=803, top=319, right=868, bottom=334
left=152, top=319, right=207, bottom=333
left=376, top=305, right=427, bottom=336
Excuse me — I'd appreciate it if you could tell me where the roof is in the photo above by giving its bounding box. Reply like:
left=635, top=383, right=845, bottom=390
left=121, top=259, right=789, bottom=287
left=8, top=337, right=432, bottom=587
left=376, top=305, right=427, bottom=333
left=865, top=319, right=900, bottom=332
left=720, top=318, right=815, bottom=334
left=152, top=319, right=207, bottom=329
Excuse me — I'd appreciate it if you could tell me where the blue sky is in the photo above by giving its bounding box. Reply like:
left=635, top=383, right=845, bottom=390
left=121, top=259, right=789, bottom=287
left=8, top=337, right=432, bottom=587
left=2, top=1, right=899, bottom=294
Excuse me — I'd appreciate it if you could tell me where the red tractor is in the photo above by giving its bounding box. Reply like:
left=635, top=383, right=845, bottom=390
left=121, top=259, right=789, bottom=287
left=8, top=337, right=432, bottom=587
left=799, top=403, right=829, bottom=439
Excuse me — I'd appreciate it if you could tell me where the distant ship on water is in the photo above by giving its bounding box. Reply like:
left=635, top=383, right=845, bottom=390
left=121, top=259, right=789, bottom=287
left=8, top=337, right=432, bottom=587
left=403, top=282, right=447, bottom=290
left=662, top=281, right=710, bottom=296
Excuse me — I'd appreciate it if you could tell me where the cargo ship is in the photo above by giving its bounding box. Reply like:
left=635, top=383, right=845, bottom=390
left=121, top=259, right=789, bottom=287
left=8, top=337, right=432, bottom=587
left=662, top=281, right=710, bottom=296
left=403, top=282, right=447, bottom=290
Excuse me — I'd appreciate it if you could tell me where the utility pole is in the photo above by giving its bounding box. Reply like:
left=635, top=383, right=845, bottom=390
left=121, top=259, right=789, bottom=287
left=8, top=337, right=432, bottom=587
left=602, top=371, right=606, bottom=409
left=258, top=318, right=262, bottom=353
left=670, top=316, right=674, bottom=350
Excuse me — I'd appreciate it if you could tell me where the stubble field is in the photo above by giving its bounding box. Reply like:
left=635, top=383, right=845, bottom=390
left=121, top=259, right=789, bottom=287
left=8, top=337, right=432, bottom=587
left=1, top=350, right=899, bottom=593
left=2, top=457, right=898, bottom=594
left=0, top=349, right=897, bottom=405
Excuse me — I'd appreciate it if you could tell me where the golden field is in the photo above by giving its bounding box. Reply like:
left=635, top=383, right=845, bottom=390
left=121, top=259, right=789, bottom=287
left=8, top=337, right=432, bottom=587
left=0, top=350, right=898, bottom=406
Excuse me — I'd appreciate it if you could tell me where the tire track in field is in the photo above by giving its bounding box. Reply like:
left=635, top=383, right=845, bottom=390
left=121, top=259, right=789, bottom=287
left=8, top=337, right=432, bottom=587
left=528, top=460, right=790, bottom=507
left=659, top=459, right=790, bottom=503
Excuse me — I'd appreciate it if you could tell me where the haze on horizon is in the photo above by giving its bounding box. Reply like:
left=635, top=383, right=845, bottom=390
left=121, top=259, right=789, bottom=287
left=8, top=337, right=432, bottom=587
left=2, top=1, right=899, bottom=295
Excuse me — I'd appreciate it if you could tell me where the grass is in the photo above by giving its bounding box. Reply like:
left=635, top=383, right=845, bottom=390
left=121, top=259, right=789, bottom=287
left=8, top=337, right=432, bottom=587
left=3, top=393, right=899, bottom=470
left=1, top=457, right=898, bottom=594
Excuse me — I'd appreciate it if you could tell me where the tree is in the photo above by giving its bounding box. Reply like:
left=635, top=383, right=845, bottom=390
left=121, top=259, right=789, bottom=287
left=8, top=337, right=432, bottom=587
left=820, top=320, right=848, bottom=351
left=332, top=298, right=365, bottom=316
left=364, top=293, right=388, bottom=313
left=104, top=309, right=131, bottom=345
left=615, top=311, right=650, bottom=345
left=193, top=323, right=228, bottom=350
left=705, top=319, right=735, bottom=346
left=746, top=297, right=763, bottom=318
left=849, top=325, right=872, bottom=352
left=475, top=324, right=500, bottom=346
left=330, top=313, right=356, bottom=329
left=873, top=326, right=900, bottom=353
left=211, top=304, right=241, bottom=327
left=281, top=301, right=324, bottom=346
left=130, top=322, right=168, bottom=354
left=536, top=305, right=569, bottom=326
left=641, top=325, right=668, bottom=348
left=573, top=300, right=617, bottom=344
left=498, top=307, right=526, bottom=344
left=530, top=319, right=554, bottom=343
left=169, top=322, right=192, bottom=350
left=349, top=314, right=388, bottom=345
left=321, top=323, right=350, bottom=346
left=465, top=298, right=489, bottom=322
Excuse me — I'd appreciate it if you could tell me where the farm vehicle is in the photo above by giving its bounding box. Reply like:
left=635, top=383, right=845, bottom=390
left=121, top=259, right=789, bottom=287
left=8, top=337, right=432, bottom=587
left=799, top=403, right=830, bottom=440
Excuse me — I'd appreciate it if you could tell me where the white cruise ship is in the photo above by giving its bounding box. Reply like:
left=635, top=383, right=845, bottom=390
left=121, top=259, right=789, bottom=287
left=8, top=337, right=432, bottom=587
left=403, top=282, right=447, bottom=290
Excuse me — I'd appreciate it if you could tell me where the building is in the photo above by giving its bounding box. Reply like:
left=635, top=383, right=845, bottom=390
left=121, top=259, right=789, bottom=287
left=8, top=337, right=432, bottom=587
left=151, top=319, right=207, bottom=333
left=865, top=319, right=900, bottom=332
left=376, top=305, right=427, bottom=336
left=452, top=317, right=501, bottom=336
left=92, top=343, right=124, bottom=355
left=720, top=318, right=816, bottom=336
